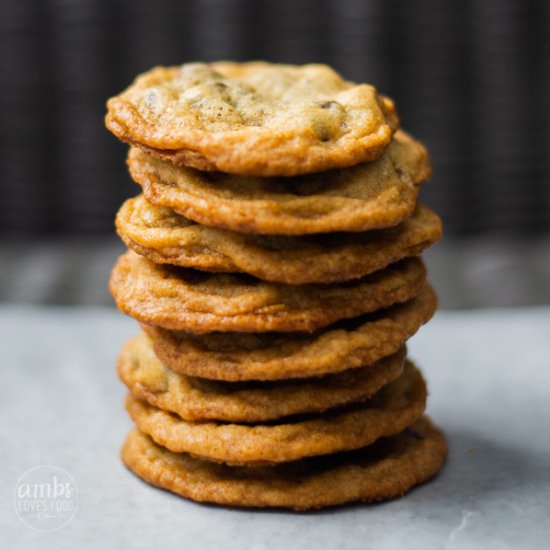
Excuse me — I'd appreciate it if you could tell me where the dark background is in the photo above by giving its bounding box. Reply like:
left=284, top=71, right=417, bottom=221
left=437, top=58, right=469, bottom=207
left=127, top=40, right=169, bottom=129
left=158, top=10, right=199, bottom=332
left=1, top=0, right=549, bottom=307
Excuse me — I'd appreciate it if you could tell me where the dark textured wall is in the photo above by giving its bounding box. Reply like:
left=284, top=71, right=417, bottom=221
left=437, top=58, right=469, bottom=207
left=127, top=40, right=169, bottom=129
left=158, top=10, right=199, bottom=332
left=1, top=0, right=548, bottom=237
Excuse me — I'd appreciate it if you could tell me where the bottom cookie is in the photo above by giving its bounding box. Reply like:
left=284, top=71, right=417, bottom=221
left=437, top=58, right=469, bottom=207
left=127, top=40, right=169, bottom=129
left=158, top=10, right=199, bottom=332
left=121, top=416, right=447, bottom=510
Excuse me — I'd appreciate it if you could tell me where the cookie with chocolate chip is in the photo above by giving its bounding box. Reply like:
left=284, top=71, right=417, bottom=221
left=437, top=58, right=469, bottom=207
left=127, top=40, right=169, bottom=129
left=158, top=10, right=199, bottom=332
left=106, top=62, right=398, bottom=176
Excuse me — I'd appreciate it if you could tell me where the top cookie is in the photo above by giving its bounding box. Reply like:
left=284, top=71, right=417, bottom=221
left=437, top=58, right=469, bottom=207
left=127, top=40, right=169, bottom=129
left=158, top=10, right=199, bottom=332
left=106, top=61, right=399, bottom=176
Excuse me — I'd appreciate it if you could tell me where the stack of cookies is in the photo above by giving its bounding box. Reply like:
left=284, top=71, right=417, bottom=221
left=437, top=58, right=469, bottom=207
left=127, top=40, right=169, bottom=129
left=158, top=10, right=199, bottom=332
left=106, top=62, right=447, bottom=510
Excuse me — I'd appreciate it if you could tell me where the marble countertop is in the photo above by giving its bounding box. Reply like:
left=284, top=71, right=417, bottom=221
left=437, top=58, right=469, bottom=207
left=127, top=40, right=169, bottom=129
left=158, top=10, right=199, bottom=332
left=1, top=305, right=549, bottom=550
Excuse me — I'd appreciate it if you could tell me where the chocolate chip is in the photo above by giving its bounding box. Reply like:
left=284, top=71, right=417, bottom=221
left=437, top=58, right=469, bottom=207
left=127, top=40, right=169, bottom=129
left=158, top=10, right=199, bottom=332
left=319, top=129, right=331, bottom=142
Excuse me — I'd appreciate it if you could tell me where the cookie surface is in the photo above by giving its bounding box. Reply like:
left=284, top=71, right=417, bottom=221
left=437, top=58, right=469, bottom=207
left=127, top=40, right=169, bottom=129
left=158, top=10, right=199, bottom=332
left=125, top=361, right=426, bottom=465
left=118, top=333, right=405, bottom=423
left=143, top=284, right=436, bottom=381
left=106, top=61, right=398, bottom=176
left=127, top=130, right=430, bottom=235
left=117, top=196, right=441, bottom=284
left=109, top=252, right=426, bottom=333
left=122, top=416, right=446, bottom=510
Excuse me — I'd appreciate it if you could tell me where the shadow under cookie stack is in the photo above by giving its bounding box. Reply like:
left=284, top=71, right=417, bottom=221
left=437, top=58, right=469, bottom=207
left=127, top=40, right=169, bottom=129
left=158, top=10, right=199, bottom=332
left=106, top=61, right=447, bottom=510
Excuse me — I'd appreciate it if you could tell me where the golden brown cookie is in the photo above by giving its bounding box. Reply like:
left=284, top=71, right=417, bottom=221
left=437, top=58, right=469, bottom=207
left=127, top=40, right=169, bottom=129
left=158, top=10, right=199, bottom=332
left=118, top=333, right=405, bottom=423
left=106, top=61, right=398, bottom=176
left=125, top=361, right=426, bottom=466
left=127, top=130, right=430, bottom=235
left=143, top=285, right=436, bottom=381
left=117, top=196, right=441, bottom=285
left=122, top=416, right=447, bottom=510
left=109, top=252, right=426, bottom=333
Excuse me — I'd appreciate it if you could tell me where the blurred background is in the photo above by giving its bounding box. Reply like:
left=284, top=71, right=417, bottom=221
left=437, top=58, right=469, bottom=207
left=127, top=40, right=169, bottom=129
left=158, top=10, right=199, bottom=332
left=0, top=0, right=548, bottom=309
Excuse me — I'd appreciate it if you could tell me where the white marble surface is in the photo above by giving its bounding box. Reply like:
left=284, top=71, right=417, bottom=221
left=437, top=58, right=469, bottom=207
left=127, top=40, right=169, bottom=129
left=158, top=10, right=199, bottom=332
left=1, top=305, right=549, bottom=549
